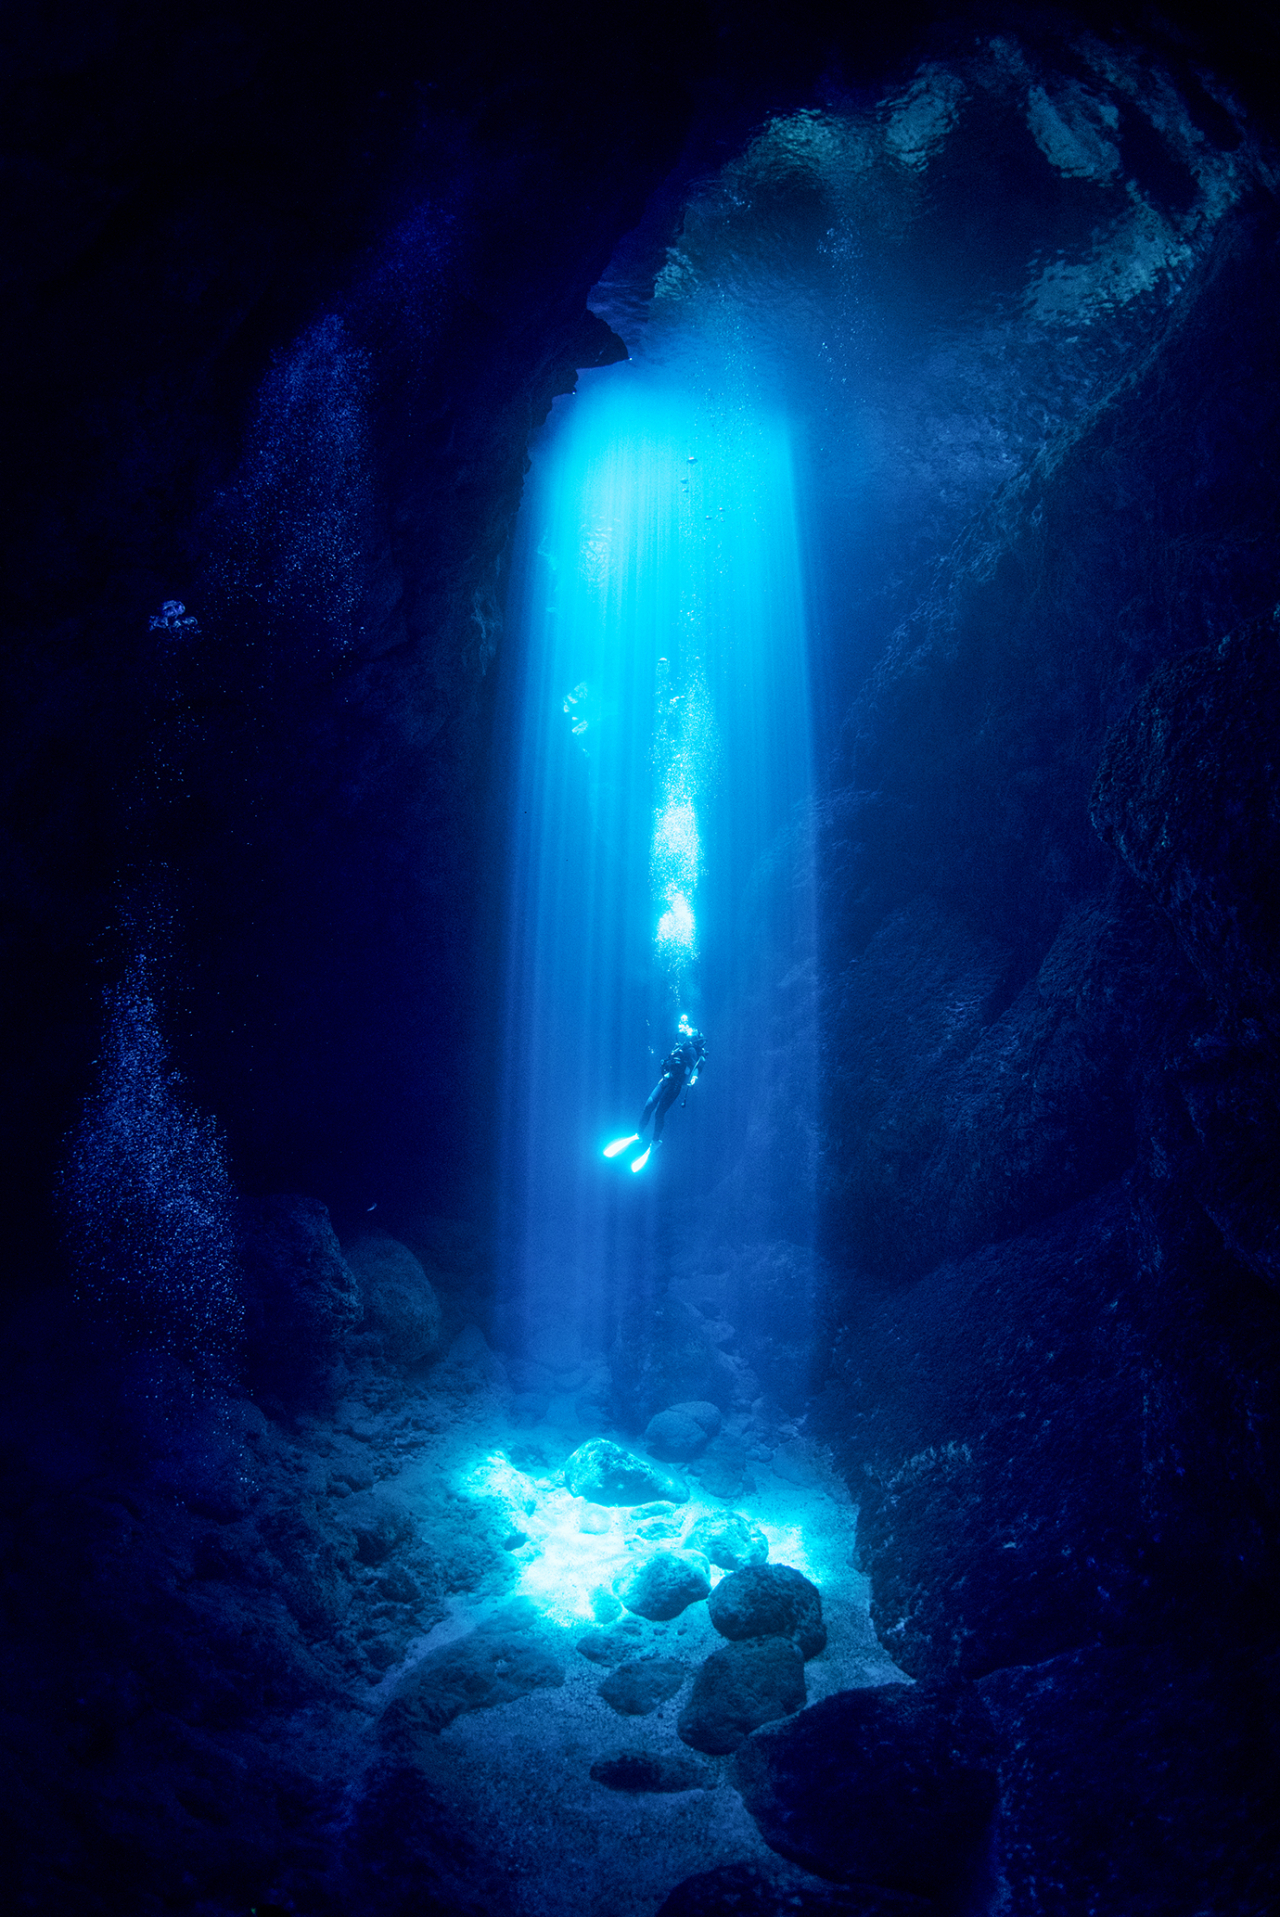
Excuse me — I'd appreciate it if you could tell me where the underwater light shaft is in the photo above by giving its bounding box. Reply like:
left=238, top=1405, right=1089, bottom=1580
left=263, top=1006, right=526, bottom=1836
left=498, top=351, right=815, bottom=1357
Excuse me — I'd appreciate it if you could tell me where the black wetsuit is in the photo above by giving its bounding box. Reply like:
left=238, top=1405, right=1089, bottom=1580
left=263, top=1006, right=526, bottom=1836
left=640, top=1036, right=706, bottom=1144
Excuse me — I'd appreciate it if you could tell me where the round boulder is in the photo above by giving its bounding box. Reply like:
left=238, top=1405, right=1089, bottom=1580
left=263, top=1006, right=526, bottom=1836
left=598, top=1655, right=689, bottom=1715
left=591, top=1751, right=712, bottom=1794
left=708, top=1565, right=826, bottom=1660
left=645, top=1401, right=723, bottom=1461
left=677, top=1637, right=807, bottom=1754
left=576, top=1619, right=645, bottom=1666
left=684, top=1511, right=769, bottom=1571
left=564, top=1439, right=686, bottom=1507
left=730, top=1681, right=999, bottom=1900
left=619, top=1551, right=711, bottom=1621
left=345, top=1232, right=442, bottom=1365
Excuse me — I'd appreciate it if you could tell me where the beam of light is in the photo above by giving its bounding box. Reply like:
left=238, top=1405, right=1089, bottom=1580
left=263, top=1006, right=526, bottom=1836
left=496, top=333, right=816, bottom=1368
left=655, top=891, right=695, bottom=963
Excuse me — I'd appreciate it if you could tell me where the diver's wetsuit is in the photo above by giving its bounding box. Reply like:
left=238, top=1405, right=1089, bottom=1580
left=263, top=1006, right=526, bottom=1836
left=640, top=1034, right=706, bottom=1145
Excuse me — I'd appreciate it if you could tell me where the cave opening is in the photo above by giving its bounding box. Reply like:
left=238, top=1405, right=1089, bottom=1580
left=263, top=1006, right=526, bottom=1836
left=4, top=7, right=1280, bottom=1916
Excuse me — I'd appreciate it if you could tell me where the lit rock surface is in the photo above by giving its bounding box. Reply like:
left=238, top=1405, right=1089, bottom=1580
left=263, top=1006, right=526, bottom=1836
left=564, top=1438, right=687, bottom=1506
left=683, top=1510, right=769, bottom=1570
left=618, top=1550, right=711, bottom=1621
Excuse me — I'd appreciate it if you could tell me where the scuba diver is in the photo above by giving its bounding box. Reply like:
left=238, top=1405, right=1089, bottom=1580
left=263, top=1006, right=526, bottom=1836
left=604, top=1014, right=707, bottom=1173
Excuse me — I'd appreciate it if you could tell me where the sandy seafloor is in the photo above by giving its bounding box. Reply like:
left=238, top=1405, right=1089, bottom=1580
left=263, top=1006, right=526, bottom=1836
left=330, top=1363, right=908, bottom=1917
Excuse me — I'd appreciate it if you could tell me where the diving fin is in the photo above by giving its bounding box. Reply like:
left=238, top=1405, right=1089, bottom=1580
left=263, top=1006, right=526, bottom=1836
left=630, top=1145, right=652, bottom=1173
left=604, top=1133, right=640, bottom=1159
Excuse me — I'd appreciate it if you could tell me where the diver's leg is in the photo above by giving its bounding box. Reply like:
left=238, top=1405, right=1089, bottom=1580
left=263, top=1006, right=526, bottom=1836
left=639, top=1080, right=665, bottom=1135
left=652, top=1081, right=679, bottom=1144
left=612, top=1077, right=665, bottom=1166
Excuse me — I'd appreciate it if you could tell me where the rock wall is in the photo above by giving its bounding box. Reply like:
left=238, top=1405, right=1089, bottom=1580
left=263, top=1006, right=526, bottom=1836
left=0, top=0, right=699, bottom=1270
left=815, top=189, right=1280, bottom=1909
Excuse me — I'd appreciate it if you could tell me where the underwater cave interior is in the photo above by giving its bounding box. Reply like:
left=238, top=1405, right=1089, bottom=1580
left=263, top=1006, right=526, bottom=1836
left=3, top=6, right=1280, bottom=1915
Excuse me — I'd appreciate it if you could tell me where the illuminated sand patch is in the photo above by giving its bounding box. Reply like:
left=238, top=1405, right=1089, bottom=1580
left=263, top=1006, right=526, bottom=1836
left=460, top=1448, right=828, bottom=1629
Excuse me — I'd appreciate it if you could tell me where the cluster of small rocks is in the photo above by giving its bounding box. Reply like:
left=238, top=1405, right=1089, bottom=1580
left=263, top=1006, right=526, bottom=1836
left=533, top=1436, right=828, bottom=1763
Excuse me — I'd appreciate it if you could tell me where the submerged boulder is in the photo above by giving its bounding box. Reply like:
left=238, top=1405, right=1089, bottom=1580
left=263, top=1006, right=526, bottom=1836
left=564, top=1439, right=686, bottom=1506
left=684, top=1511, right=769, bottom=1571
left=436, top=1323, right=507, bottom=1391
left=346, top=1492, right=415, bottom=1566
left=709, top=1565, right=826, bottom=1659
left=678, top=1637, right=806, bottom=1754
left=598, top=1655, right=689, bottom=1715
left=576, top=1618, right=645, bottom=1666
left=654, top=1863, right=913, bottom=1915
left=645, top=1401, right=723, bottom=1460
left=611, top=1293, right=738, bottom=1428
left=731, top=1682, right=998, bottom=1897
left=379, top=1607, right=564, bottom=1742
left=689, top=1434, right=753, bottom=1498
left=619, top=1551, right=710, bottom=1621
left=345, top=1231, right=443, bottom=1365
left=592, top=1750, right=713, bottom=1794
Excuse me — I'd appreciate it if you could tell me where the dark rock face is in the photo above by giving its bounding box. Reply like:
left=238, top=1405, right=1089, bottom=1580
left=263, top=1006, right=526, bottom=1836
left=840, top=1184, right=1160, bottom=1679
left=813, top=157, right=1280, bottom=1917
left=564, top=1438, right=686, bottom=1506
left=818, top=198, right=1280, bottom=1292
left=677, top=1637, right=806, bottom=1754
left=618, top=1551, right=711, bottom=1621
left=1, top=3, right=701, bottom=1249
left=239, top=1194, right=362, bottom=1401
left=344, top=1231, right=443, bottom=1364
left=708, top=1565, right=826, bottom=1660
left=731, top=1683, right=999, bottom=1899
left=1092, top=620, right=1280, bottom=1292
left=598, top=1655, right=689, bottom=1715
left=1092, top=621, right=1280, bottom=1049
left=591, top=1750, right=713, bottom=1793
left=343, top=1760, right=503, bottom=1916
left=978, top=1646, right=1280, bottom=1917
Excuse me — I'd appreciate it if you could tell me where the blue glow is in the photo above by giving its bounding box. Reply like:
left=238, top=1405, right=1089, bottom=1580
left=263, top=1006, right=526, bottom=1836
left=498, top=326, right=815, bottom=1359
left=461, top=1451, right=830, bottom=1629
